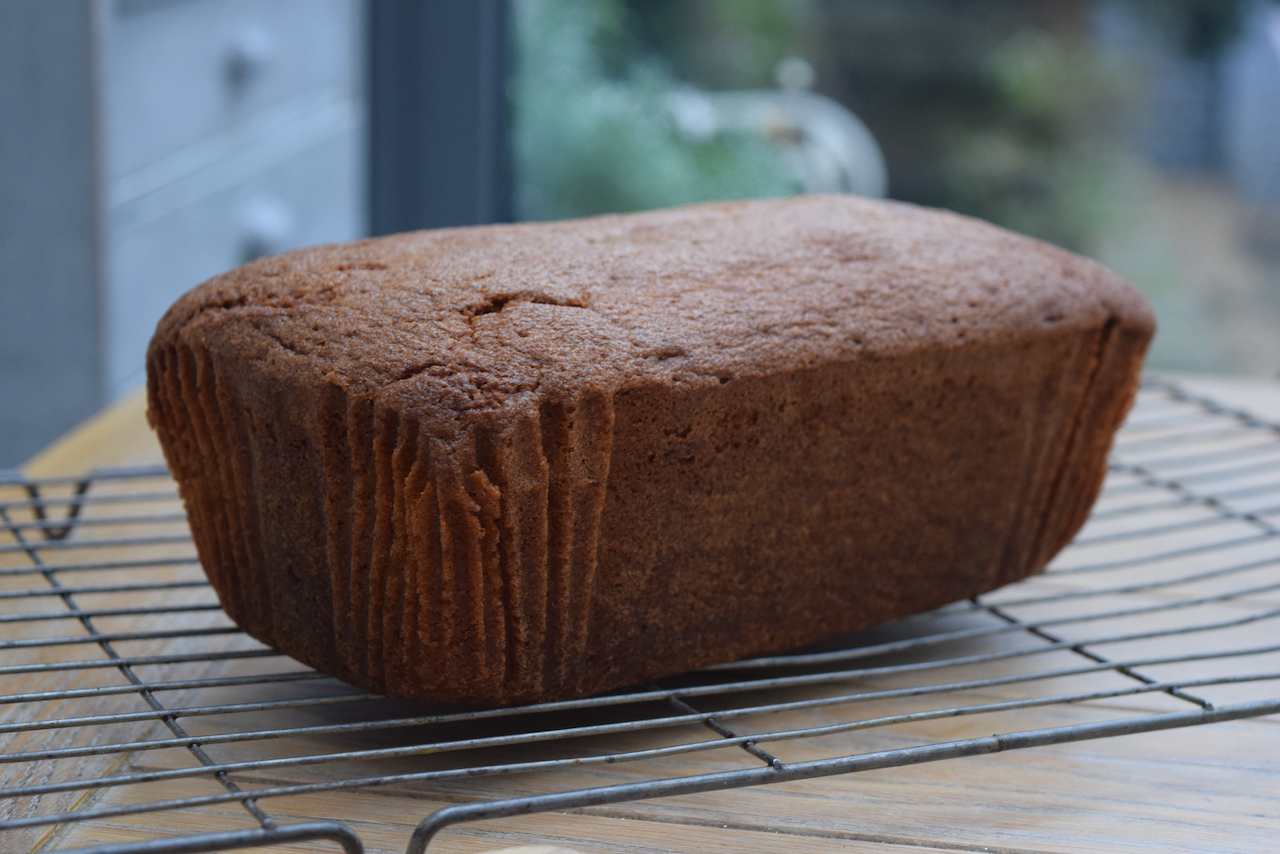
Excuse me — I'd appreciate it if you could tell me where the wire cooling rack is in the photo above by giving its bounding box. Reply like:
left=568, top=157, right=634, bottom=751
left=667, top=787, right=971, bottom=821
left=3, top=377, right=1280, bottom=854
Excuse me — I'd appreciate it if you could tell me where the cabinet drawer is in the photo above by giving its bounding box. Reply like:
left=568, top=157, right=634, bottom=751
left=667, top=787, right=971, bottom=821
left=106, top=130, right=364, bottom=398
left=105, top=0, right=361, bottom=179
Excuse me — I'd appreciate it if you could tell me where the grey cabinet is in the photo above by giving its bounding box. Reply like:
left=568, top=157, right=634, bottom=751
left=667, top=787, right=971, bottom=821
left=102, top=0, right=367, bottom=398
left=0, top=0, right=367, bottom=464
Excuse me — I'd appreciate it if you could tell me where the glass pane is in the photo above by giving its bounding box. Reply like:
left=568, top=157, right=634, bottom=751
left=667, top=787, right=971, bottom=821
left=511, top=0, right=1280, bottom=377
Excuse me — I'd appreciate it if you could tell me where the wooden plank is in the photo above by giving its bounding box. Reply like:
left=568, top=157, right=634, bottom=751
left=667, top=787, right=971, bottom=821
left=41, top=710, right=1280, bottom=854
left=22, top=390, right=159, bottom=479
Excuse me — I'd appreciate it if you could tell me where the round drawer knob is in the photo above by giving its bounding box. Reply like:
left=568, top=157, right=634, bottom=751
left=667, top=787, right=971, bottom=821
left=239, top=194, right=294, bottom=263
left=225, top=24, right=274, bottom=89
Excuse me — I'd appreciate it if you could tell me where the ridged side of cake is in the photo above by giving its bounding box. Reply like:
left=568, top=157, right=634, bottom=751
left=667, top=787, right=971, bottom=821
left=149, top=335, right=622, bottom=702
left=148, top=317, right=1144, bottom=705
left=580, top=322, right=1146, bottom=694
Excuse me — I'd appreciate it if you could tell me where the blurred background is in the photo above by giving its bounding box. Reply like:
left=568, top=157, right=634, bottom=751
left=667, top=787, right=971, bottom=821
left=3, top=0, right=1280, bottom=467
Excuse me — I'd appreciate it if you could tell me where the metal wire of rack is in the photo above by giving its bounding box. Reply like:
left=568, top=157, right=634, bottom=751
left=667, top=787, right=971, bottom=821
left=3, top=377, right=1280, bottom=854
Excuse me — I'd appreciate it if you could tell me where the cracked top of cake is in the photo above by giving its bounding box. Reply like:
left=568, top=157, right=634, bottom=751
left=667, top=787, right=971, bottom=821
left=150, top=194, right=1153, bottom=422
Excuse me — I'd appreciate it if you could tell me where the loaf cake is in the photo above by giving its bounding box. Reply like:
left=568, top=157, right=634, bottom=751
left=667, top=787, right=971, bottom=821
left=146, top=194, right=1153, bottom=705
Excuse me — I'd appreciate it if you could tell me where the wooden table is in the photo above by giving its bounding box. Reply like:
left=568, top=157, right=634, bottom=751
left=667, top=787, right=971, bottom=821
left=5, top=376, right=1280, bottom=854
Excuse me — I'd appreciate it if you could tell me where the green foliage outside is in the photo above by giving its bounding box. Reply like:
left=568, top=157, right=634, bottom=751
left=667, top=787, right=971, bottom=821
left=941, top=30, right=1140, bottom=253
left=514, top=0, right=1242, bottom=260
left=511, top=0, right=800, bottom=222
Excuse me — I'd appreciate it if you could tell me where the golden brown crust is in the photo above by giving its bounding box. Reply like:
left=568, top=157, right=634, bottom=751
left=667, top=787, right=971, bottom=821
left=147, top=195, right=1153, bottom=705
